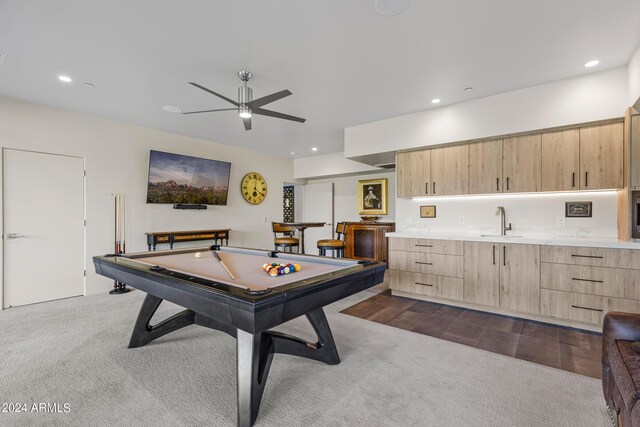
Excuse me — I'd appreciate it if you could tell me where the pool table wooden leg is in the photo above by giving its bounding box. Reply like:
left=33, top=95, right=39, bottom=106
left=128, top=294, right=195, bottom=348
left=268, top=307, right=340, bottom=365
left=236, top=329, right=274, bottom=427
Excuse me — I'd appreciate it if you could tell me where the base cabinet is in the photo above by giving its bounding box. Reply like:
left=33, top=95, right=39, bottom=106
left=463, top=242, right=500, bottom=306
left=391, top=238, right=640, bottom=328
left=499, top=244, right=541, bottom=314
left=344, top=222, right=395, bottom=265
left=463, top=242, right=541, bottom=314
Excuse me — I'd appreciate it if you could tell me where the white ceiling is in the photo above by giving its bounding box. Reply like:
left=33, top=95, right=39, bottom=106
left=0, top=0, right=639, bottom=158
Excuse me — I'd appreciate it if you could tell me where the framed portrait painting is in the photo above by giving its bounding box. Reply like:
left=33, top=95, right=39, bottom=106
left=358, top=178, right=387, bottom=215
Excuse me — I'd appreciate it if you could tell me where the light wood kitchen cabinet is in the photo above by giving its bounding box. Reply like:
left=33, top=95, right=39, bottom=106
left=541, top=129, right=580, bottom=191
left=502, top=134, right=542, bottom=193
left=580, top=122, right=623, bottom=189
left=631, top=115, right=640, bottom=187
left=468, top=139, right=503, bottom=194
left=396, top=150, right=430, bottom=197
left=430, top=144, right=469, bottom=196
left=499, top=244, right=541, bottom=314
left=463, top=242, right=499, bottom=306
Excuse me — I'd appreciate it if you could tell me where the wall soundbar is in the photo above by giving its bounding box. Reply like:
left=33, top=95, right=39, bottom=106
left=173, top=204, right=207, bottom=210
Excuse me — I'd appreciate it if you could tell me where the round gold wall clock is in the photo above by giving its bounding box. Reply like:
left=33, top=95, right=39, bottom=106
left=241, top=172, right=267, bottom=205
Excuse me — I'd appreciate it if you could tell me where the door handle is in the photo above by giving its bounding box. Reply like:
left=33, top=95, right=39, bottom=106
left=6, top=233, right=25, bottom=239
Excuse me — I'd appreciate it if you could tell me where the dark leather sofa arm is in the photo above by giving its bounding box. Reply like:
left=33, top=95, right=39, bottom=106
left=603, top=312, right=640, bottom=362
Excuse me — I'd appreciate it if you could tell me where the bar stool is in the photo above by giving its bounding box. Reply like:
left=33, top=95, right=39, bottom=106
left=272, top=222, right=299, bottom=253
left=317, top=223, right=346, bottom=257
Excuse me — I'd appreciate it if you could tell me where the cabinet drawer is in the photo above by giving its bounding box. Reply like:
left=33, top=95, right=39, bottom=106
left=388, top=238, right=463, bottom=255
left=389, top=251, right=463, bottom=277
left=390, top=270, right=463, bottom=301
left=541, top=263, right=640, bottom=300
left=540, top=246, right=640, bottom=269
left=541, top=289, right=640, bottom=325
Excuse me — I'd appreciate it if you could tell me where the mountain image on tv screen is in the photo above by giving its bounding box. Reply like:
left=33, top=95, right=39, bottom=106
left=146, top=150, right=232, bottom=205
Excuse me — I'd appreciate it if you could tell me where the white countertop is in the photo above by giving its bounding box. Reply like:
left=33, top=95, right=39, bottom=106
left=386, top=231, right=640, bottom=249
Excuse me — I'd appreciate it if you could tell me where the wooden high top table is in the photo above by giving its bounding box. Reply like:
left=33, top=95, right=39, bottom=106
left=279, top=222, right=326, bottom=254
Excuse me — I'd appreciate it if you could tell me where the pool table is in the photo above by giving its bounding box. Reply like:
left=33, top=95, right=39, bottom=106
left=93, top=245, right=385, bottom=427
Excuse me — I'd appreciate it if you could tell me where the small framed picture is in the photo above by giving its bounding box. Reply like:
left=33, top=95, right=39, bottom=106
left=420, top=205, right=436, bottom=218
left=565, top=201, right=592, bottom=218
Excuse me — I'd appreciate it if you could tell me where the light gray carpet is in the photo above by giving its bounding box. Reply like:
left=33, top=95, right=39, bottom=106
left=0, top=286, right=609, bottom=427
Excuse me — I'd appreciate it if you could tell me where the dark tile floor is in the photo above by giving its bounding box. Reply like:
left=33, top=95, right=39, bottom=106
left=341, top=290, right=602, bottom=379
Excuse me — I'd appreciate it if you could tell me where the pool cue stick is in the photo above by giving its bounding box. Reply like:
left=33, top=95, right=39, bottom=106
left=212, top=250, right=236, bottom=280
left=110, top=193, right=130, bottom=294
left=121, top=195, right=126, bottom=254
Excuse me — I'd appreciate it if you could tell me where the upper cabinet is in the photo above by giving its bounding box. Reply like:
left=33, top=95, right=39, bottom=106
left=396, top=120, right=623, bottom=198
left=580, top=122, right=623, bottom=190
left=502, top=134, right=542, bottom=193
left=541, top=129, right=580, bottom=192
left=468, top=139, right=503, bottom=194
left=631, top=115, right=640, bottom=187
left=396, top=150, right=430, bottom=198
left=430, top=144, right=469, bottom=196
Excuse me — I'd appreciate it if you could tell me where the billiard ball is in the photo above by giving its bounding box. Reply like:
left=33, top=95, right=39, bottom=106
left=294, top=264, right=301, bottom=272
left=194, top=252, right=202, bottom=259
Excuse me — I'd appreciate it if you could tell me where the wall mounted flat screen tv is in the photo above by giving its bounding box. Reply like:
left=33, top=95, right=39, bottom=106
left=146, top=150, right=232, bottom=205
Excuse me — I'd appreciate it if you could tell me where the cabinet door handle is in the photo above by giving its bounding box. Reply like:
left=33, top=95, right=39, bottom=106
left=415, top=261, right=433, bottom=265
left=571, top=305, right=603, bottom=312
left=585, top=171, right=588, bottom=187
left=415, top=244, right=433, bottom=247
left=496, top=178, right=499, bottom=192
left=572, top=172, right=575, bottom=188
left=506, top=177, right=509, bottom=191
left=415, top=282, right=433, bottom=287
left=571, top=277, right=604, bottom=283
left=503, top=246, right=506, bottom=266
left=432, top=182, right=436, bottom=194
left=425, top=182, right=429, bottom=194
left=571, top=254, right=603, bottom=259
left=492, top=245, right=496, bottom=265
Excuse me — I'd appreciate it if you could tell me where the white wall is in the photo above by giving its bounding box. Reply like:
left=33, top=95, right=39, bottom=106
left=294, top=151, right=384, bottom=179
left=345, top=67, right=629, bottom=158
left=309, top=171, right=396, bottom=223
left=629, top=45, right=640, bottom=105
left=0, top=96, right=295, bottom=299
left=396, top=191, right=618, bottom=239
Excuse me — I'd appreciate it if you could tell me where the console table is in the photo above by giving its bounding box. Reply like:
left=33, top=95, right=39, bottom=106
left=145, top=229, right=230, bottom=251
left=344, top=221, right=395, bottom=266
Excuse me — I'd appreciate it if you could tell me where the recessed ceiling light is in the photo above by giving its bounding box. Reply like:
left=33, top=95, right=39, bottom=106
left=374, top=0, right=410, bottom=16
left=290, top=151, right=295, bottom=155
left=312, top=147, right=318, bottom=151
left=431, top=98, right=441, bottom=104
left=584, top=60, right=600, bottom=68
left=58, top=75, right=72, bottom=83
left=464, top=87, right=473, bottom=92
left=162, top=105, right=182, bottom=113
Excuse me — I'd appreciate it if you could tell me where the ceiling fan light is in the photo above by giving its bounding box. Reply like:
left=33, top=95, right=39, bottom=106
left=239, top=106, right=252, bottom=119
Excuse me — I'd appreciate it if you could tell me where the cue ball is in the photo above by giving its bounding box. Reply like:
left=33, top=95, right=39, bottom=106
left=194, top=252, right=202, bottom=259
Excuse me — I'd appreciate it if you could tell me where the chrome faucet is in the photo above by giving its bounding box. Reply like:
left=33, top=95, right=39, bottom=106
left=496, top=206, right=512, bottom=236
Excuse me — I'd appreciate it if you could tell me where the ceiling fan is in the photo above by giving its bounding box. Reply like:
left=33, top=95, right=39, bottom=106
left=183, top=71, right=306, bottom=130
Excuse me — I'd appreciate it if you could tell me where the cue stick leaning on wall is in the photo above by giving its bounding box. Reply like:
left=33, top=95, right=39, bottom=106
left=109, top=193, right=130, bottom=294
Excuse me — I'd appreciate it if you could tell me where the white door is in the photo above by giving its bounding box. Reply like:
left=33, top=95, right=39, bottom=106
left=3, top=149, right=85, bottom=308
left=303, top=183, right=333, bottom=255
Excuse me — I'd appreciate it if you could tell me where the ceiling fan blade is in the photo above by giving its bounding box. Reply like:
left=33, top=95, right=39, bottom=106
left=253, top=107, right=306, bottom=123
left=188, top=82, right=239, bottom=106
left=242, top=116, right=252, bottom=131
left=246, top=89, right=292, bottom=109
left=182, top=108, right=237, bottom=115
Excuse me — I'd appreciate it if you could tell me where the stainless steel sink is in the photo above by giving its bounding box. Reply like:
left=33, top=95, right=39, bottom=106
left=480, top=234, right=524, bottom=238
